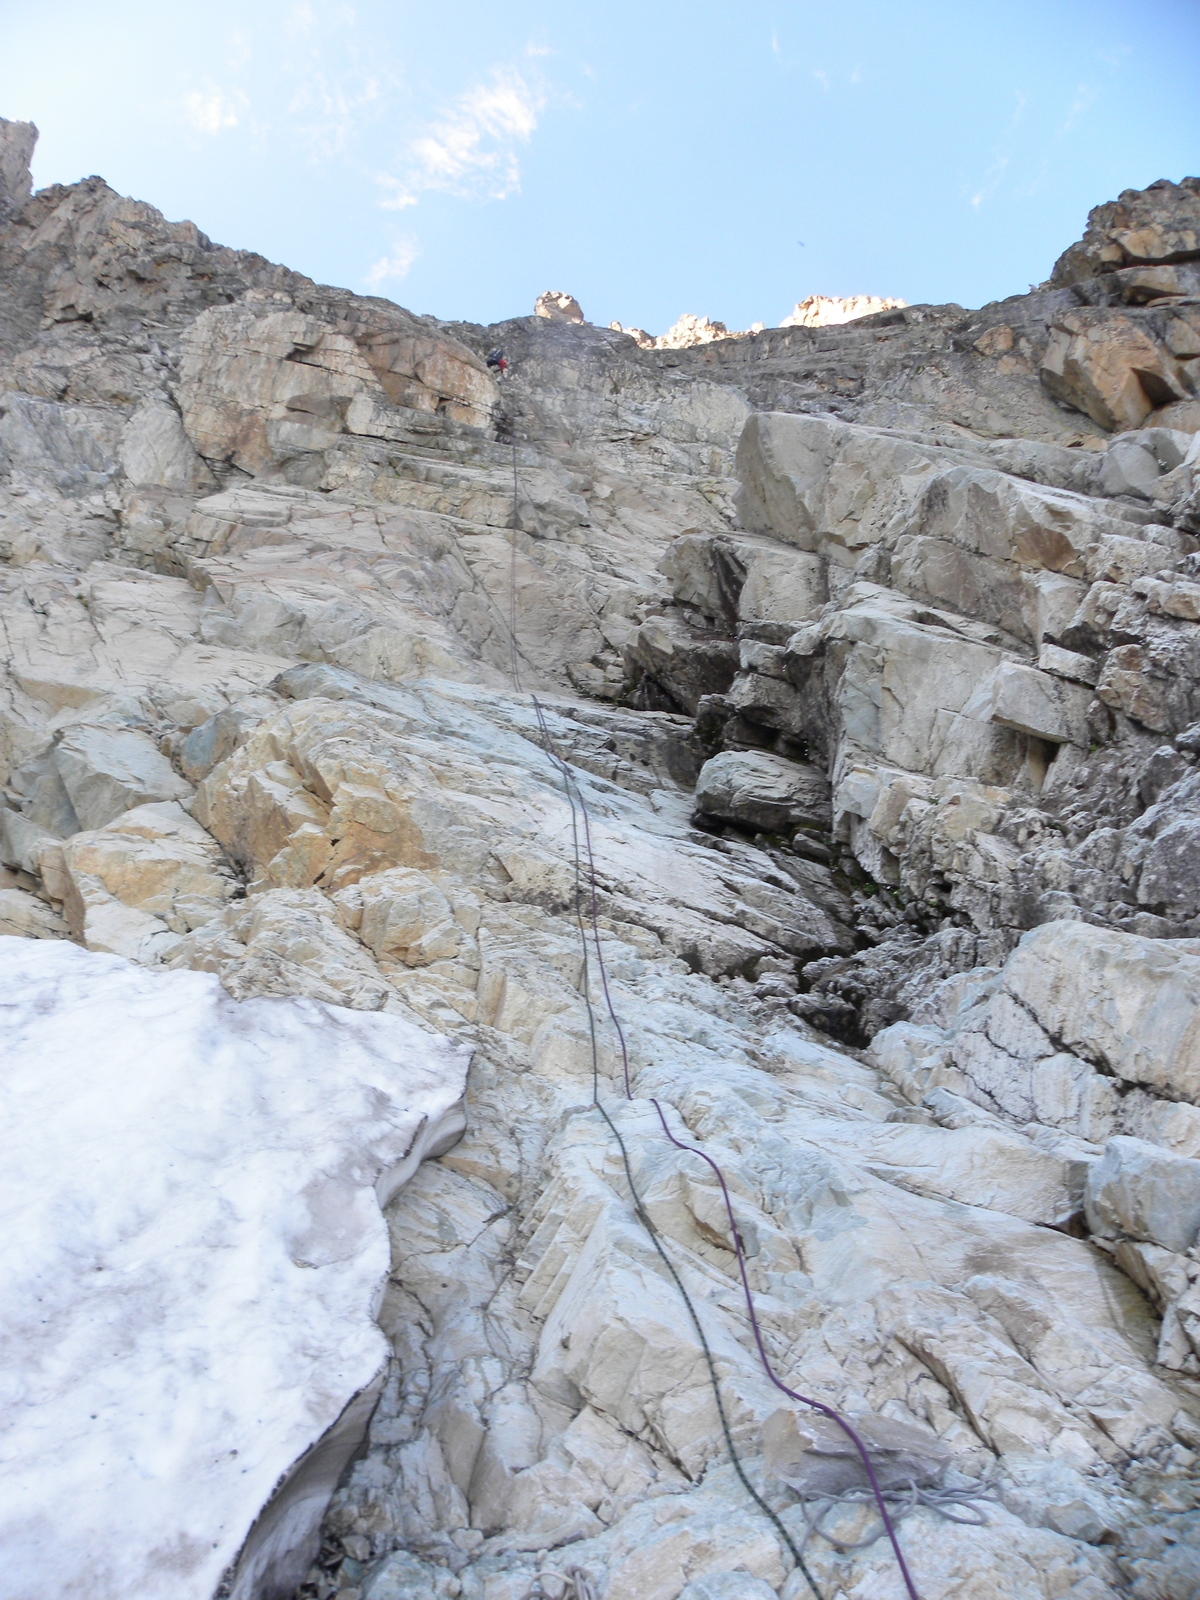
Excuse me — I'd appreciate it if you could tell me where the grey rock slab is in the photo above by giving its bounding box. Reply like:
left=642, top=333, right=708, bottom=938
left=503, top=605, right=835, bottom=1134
left=988, top=661, right=1093, bottom=747
left=1002, top=921, right=1200, bottom=1102
left=54, top=724, right=193, bottom=832
left=119, top=398, right=217, bottom=494
left=1085, top=1135, right=1200, bottom=1252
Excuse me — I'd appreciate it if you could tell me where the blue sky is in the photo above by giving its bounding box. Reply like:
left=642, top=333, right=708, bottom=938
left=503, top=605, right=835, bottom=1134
left=2, top=1, right=1197, bottom=333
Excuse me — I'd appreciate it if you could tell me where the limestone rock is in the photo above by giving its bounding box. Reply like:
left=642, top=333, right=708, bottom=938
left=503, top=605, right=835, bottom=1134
left=119, top=398, right=217, bottom=493
left=988, top=661, right=1092, bottom=747
left=654, top=313, right=735, bottom=350
left=0, top=885, right=66, bottom=938
left=763, top=1406, right=949, bottom=1494
left=53, top=724, right=193, bottom=831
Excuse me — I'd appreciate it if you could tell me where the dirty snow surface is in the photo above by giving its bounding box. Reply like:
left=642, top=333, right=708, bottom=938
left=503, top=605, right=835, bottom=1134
left=0, top=938, right=469, bottom=1600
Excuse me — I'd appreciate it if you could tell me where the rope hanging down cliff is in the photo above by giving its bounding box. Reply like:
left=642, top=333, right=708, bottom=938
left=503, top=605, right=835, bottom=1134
left=500, top=425, right=925, bottom=1600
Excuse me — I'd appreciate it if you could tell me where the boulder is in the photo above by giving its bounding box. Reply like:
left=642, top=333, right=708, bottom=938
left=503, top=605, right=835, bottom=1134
left=0, top=886, right=66, bottom=939
left=60, top=800, right=235, bottom=959
left=1085, top=1136, right=1200, bottom=1253
left=997, top=922, right=1200, bottom=1103
left=694, top=750, right=831, bottom=833
left=0, top=938, right=468, bottom=1600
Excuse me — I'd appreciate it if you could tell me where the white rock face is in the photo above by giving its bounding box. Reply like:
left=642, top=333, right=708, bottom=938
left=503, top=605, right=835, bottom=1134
left=0, top=939, right=469, bottom=1600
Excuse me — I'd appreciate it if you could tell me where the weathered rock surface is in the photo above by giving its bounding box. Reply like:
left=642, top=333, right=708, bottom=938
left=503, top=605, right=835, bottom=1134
left=4, top=113, right=1200, bottom=1599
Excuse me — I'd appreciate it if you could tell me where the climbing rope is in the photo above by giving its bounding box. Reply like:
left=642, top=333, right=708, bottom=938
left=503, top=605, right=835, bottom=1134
left=523, top=1562, right=598, bottom=1600
left=503, top=412, right=924, bottom=1600
left=792, top=1478, right=998, bottom=1563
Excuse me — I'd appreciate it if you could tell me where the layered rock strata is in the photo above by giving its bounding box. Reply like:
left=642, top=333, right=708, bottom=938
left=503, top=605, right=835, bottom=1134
left=4, top=113, right=1200, bottom=1599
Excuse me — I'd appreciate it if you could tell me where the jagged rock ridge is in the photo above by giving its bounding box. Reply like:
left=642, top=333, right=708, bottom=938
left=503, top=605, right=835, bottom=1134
left=3, top=112, right=1200, bottom=1600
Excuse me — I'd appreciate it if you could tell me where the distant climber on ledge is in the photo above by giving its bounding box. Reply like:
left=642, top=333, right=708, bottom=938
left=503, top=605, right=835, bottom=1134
left=486, top=347, right=508, bottom=376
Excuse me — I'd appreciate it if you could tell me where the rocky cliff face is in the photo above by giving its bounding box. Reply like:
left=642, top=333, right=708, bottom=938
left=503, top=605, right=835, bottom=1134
left=4, top=113, right=1200, bottom=1600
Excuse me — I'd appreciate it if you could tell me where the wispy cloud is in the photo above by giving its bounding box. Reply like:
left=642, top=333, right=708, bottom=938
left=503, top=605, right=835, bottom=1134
left=812, top=68, right=830, bottom=92
left=365, top=237, right=419, bottom=286
left=183, top=86, right=247, bottom=135
left=289, top=72, right=381, bottom=156
left=379, top=66, right=545, bottom=209
left=1057, top=82, right=1098, bottom=139
left=967, top=89, right=1026, bottom=210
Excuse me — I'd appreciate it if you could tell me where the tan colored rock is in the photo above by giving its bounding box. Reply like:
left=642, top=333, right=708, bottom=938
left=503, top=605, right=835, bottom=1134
left=179, top=303, right=496, bottom=475
left=179, top=305, right=387, bottom=474
left=1040, top=309, right=1189, bottom=432
left=1051, top=177, right=1200, bottom=286
left=535, top=291, right=584, bottom=323
left=61, top=800, right=234, bottom=959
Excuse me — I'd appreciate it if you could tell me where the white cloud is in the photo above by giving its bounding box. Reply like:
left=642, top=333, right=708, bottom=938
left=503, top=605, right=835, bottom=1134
left=380, top=66, right=544, bottom=209
left=365, top=238, right=419, bottom=286
left=812, top=68, right=830, bottom=92
left=183, top=87, right=247, bottom=135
